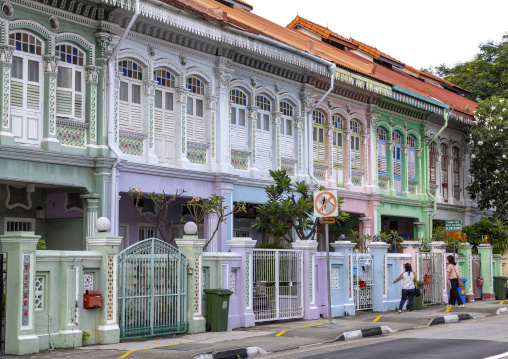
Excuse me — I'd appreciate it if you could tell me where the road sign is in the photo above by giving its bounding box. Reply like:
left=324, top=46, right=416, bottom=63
left=446, top=231, right=462, bottom=240
left=445, top=220, right=462, bottom=232
left=322, top=218, right=335, bottom=224
left=314, top=190, right=338, bottom=218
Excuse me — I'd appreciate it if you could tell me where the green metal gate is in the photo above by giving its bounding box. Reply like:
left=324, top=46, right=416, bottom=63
left=118, top=238, right=188, bottom=340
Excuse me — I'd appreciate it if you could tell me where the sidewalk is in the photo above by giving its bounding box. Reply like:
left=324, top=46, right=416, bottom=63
left=12, top=300, right=508, bottom=359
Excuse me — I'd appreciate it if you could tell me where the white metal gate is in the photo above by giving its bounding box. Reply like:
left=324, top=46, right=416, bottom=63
left=252, top=249, right=303, bottom=322
left=353, top=252, right=374, bottom=311
left=416, top=252, right=444, bottom=305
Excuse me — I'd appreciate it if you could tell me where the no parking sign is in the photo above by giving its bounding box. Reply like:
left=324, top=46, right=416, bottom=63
left=313, top=190, right=338, bottom=218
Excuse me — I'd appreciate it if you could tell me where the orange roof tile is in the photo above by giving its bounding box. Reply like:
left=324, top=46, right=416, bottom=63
left=286, top=16, right=356, bottom=49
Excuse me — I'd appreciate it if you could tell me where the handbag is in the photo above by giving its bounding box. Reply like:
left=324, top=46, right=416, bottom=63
left=414, top=278, right=421, bottom=297
left=454, top=266, right=464, bottom=287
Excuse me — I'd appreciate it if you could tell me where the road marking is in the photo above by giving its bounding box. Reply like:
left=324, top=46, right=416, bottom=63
left=445, top=306, right=453, bottom=313
left=118, top=342, right=189, bottom=358
left=275, top=322, right=326, bottom=337
left=483, top=352, right=508, bottom=359
left=373, top=315, right=384, bottom=322
left=373, top=312, right=412, bottom=322
left=499, top=300, right=505, bottom=305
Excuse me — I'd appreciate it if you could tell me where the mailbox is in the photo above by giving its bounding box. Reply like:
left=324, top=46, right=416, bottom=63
left=424, top=274, right=433, bottom=285
left=84, top=290, right=102, bottom=309
left=477, top=277, right=484, bottom=286
left=254, top=281, right=266, bottom=296
left=359, top=280, right=367, bottom=288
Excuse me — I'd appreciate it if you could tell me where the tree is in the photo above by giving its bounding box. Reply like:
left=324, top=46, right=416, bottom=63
left=252, top=170, right=349, bottom=243
left=462, top=217, right=508, bottom=255
left=423, top=33, right=508, bottom=102
left=467, top=96, right=508, bottom=220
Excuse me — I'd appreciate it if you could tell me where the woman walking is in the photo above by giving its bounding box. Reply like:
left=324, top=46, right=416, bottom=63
left=447, top=255, right=465, bottom=308
left=393, top=263, right=417, bottom=313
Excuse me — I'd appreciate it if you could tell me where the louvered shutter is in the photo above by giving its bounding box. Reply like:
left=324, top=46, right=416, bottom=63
left=130, top=104, right=142, bottom=131
left=285, top=135, right=294, bottom=156
left=27, top=84, right=40, bottom=110
left=442, top=168, right=448, bottom=184
left=238, top=125, right=247, bottom=148
left=378, top=141, right=386, bottom=174
left=409, top=148, right=415, bottom=180
left=313, top=143, right=318, bottom=161
left=75, top=94, right=82, bottom=119
left=11, top=81, right=23, bottom=108
left=453, top=172, right=459, bottom=187
left=318, top=144, right=325, bottom=162
left=336, top=147, right=344, bottom=165
left=57, top=90, right=72, bottom=115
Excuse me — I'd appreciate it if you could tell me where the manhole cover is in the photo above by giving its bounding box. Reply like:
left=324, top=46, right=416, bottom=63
left=156, top=343, right=212, bottom=351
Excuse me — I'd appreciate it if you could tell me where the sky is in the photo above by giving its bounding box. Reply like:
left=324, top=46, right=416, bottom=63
left=250, top=0, right=508, bottom=70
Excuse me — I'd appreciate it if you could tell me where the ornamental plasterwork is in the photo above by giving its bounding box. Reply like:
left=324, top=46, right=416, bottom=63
left=272, top=112, right=282, bottom=125
left=416, top=147, right=423, bottom=158
left=56, top=32, right=96, bottom=65
left=387, top=140, right=394, bottom=151
left=179, top=53, right=187, bottom=66
left=95, top=32, right=119, bottom=59
left=345, top=130, right=351, bottom=142
left=325, top=123, right=333, bottom=136
left=176, top=89, right=188, bottom=103
left=10, top=19, right=53, bottom=48
left=361, top=134, right=369, bottom=146
left=85, top=65, right=100, bottom=84
left=114, top=71, right=123, bottom=88
left=274, top=82, right=280, bottom=93
left=294, top=118, right=304, bottom=130
left=217, top=67, right=234, bottom=89
left=144, top=80, right=157, bottom=96
left=206, top=96, right=218, bottom=110
left=43, top=55, right=59, bottom=74
left=147, top=44, right=155, bottom=57
left=248, top=106, right=258, bottom=120
left=0, top=45, right=14, bottom=64
left=301, top=93, right=315, bottom=112
left=402, top=144, right=409, bottom=155
left=250, top=76, right=256, bottom=87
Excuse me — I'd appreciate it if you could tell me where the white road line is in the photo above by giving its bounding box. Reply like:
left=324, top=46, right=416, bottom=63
left=483, top=352, right=508, bottom=359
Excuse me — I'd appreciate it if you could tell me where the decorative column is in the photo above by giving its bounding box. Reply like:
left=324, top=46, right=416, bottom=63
left=295, top=117, right=304, bottom=176
left=359, top=217, right=372, bottom=239
left=345, top=129, right=352, bottom=186
left=0, top=44, right=15, bottom=145
left=416, top=146, right=423, bottom=195
left=85, top=65, right=101, bottom=156
left=326, top=122, right=333, bottom=182
left=206, top=95, right=218, bottom=163
left=86, top=218, right=121, bottom=344
left=0, top=232, right=40, bottom=355
left=144, top=80, right=158, bottom=164
left=248, top=106, right=258, bottom=171
left=386, top=139, right=394, bottom=191
left=112, top=70, right=122, bottom=146
left=174, top=88, right=190, bottom=165
left=292, top=240, right=319, bottom=319
left=300, top=91, right=314, bottom=180
left=478, top=243, right=495, bottom=300
left=273, top=111, right=282, bottom=170
left=413, top=222, right=425, bottom=240
left=459, top=243, right=474, bottom=302
left=81, top=193, right=101, bottom=242
left=402, top=144, right=409, bottom=195
left=330, top=240, right=356, bottom=316
left=362, top=133, right=369, bottom=187
left=367, top=241, right=390, bottom=311
left=216, top=61, right=234, bottom=168
left=228, top=237, right=256, bottom=328
left=447, top=156, right=454, bottom=203
left=41, top=55, right=61, bottom=151
left=174, top=224, right=206, bottom=334
left=436, top=148, right=443, bottom=201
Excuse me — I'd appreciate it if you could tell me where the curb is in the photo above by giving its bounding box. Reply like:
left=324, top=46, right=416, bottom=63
left=429, top=314, right=472, bottom=325
left=496, top=307, right=508, bottom=315
left=337, top=326, right=394, bottom=341
left=194, top=347, right=267, bottom=359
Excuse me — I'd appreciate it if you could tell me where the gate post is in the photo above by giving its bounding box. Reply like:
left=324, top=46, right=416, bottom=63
left=228, top=238, right=256, bottom=328
left=175, top=225, right=206, bottom=334
left=478, top=244, right=495, bottom=300
left=330, top=241, right=356, bottom=316
left=86, top=218, right=122, bottom=344
left=367, top=242, right=390, bottom=311
left=400, top=241, right=419, bottom=270
left=0, top=232, right=40, bottom=355
left=292, top=240, right=319, bottom=320
left=459, top=243, right=474, bottom=302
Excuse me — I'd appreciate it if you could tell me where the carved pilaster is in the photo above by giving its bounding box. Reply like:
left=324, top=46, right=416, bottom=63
left=0, top=45, right=14, bottom=64
left=206, top=95, right=218, bottom=110
left=43, top=55, right=59, bottom=74
left=248, top=106, right=258, bottom=120
left=416, top=147, right=422, bottom=158
left=217, top=67, right=234, bottom=90
left=294, top=118, right=304, bottom=130
left=95, top=32, right=120, bottom=60
left=177, top=89, right=188, bottom=103
left=272, top=112, right=282, bottom=125
left=301, top=92, right=315, bottom=112
left=402, top=144, right=409, bottom=155
left=362, top=134, right=369, bottom=146
left=85, top=65, right=101, bottom=84
left=325, top=123, right=333, bottom=136
left=387, top=140, right=394, bottom=151
left=114, top=71, right=123, bottom=89
left=144, top=80, right=157, bottom=96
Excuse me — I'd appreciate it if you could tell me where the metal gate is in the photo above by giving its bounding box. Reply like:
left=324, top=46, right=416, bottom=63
left=417, top=252, right=444, bottom=305
left=1, top=252, right=6, bottom=353
left=118, top=238, right=187, bottom=340
left=472, top=255, right=482, bottom=299
left=352, top=252, right=373, bottom=310
left=252, top=249, right=303, bottom=322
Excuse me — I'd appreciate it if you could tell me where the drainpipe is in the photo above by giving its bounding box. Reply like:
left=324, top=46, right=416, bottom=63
left=308, top=63, right=336, bottom=186
left=107, top=0, right=140, bottom=235
left=425, top=107, right=450, bottom=236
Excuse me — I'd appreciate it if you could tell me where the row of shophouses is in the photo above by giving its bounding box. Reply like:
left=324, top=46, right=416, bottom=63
left=1, top=0, right=497, bottom=354
left=0, top=0, right=481, bottom=253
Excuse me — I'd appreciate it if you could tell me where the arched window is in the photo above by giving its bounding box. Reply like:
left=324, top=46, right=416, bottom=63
left=256, top=95, right=272, bottom=176
left=186, top=76, right=205, bottom=144
left=392, top=131, right=402, bottom=196
left=407, top=135, right=416, bottom=180
left=9, top=31, right=43, bottom=144
left=313, top=110, right=325, bottom=162
left=230, top=89, right=247, bottom=150
left=453, top=147, right=460, bottom=188
left=377, top=127, right=387, bottom=175
left=350, top=120, right=361, bottom=170
left=429, top=142, right=436, bottom=184
left=441, top=144, right=448, bottom=201
left=280, top=101, right=294, bottom=158
left=56, top=44, right=85, bottom=120
left=118, top=59, right=143, bottom=131
left=153, top=68, right=176, bottom=162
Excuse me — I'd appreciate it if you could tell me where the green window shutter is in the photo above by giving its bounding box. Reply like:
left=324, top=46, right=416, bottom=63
left=26, top=84, right=40, bottom=110
left=74, top=94, right=82, bottom=119
left=11, top=81, right=23, bottom=108
left=56, top=90, right=72, bottom=115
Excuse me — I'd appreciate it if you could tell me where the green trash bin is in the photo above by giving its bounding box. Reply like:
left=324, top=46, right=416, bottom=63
left=413, top=281, right=425, bottom=310
left=493, top=276, right=508, bottom=300
left=204, top=289, right=233, bottom=331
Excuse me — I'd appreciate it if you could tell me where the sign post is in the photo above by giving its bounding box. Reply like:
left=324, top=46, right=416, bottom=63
left=314, top=190, right=338, bottom=323
left=445, top=220, right=462, bottom=256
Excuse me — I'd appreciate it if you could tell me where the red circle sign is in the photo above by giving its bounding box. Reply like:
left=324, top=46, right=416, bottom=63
left=314, top=191, right=338, bottom=217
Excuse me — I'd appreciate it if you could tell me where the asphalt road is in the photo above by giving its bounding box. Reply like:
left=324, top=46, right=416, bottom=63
left=264, top=315, right=508, bottom=359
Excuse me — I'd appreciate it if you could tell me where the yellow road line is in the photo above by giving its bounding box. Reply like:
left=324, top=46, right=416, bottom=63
left=118, top=342, right=189, bottom=358
left=445, top=306, right=452, bottom=313
left=500, top=300, right=506, bottom=305
left=373, top=315, right=384, bottom=322
left=275, top=322, right=326, bottom=337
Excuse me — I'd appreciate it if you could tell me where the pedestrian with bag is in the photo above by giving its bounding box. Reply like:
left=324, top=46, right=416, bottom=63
left=393, top=263, right=417, bottom=313
left=447, top=255, right=465, bottom=308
